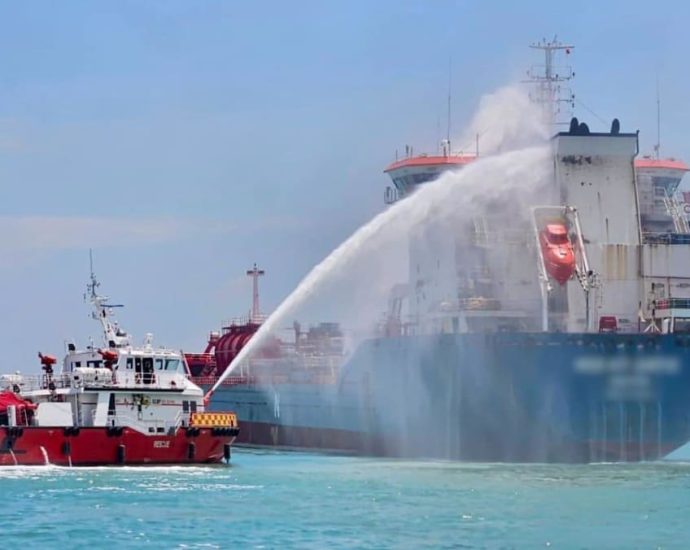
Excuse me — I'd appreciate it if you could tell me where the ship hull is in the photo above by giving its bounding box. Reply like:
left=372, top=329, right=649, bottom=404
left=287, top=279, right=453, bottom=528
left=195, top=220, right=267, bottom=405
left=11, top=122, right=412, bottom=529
left=0, top=426, right=238, bottom=466
left=203, top=332, right=690, bottom=462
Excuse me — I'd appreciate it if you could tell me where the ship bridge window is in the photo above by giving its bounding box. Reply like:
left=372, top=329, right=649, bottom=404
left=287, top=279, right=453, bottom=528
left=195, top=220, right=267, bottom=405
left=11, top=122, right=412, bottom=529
left=155, top=358, right=164, bottom=370
left=413, top=174, right=429, bottom=184
left=674, top=319, right=690, bottom=334
left=126, top=358, right=133, bottom=370
left=652, top=176, right=682, bottom=194
left=165, top=359, right=181, bottom=372
left=133, top=357, right=154, bottom=383
left=87, top=360, right=103, bottom=369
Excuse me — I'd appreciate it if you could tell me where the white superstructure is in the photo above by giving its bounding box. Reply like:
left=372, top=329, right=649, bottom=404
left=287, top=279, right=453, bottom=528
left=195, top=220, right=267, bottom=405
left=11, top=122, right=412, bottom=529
left=1, top=266, right=206, bottom=434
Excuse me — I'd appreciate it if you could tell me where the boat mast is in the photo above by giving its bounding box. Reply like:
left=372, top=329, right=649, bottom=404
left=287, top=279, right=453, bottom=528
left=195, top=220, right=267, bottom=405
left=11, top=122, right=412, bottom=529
left=86, top=250, right=129, bottom=348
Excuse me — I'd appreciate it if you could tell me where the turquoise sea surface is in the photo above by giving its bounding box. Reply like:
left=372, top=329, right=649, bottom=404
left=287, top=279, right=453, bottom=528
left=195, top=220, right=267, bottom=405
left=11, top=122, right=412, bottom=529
left=1, top=449, right=688, bottom=549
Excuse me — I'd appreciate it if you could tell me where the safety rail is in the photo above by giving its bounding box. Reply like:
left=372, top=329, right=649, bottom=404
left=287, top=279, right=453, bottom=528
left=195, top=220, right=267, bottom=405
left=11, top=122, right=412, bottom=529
left=1, top=372, right=192, bottom=393
left=104, top=373, right=188, bottom=390
left=0, top=373, right=72, bottom=392
left=221, top=314, right=267, bottom=330
left=190, top=375, right=256, bottom=387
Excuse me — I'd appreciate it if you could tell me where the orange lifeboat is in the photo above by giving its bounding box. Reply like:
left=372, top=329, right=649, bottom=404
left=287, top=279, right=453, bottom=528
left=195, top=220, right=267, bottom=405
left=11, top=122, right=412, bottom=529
left=539, top=223, right=576, bottom=285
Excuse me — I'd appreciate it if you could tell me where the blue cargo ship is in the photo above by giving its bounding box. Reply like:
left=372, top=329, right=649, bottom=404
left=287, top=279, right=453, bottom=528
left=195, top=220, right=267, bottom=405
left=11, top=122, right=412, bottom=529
left=196, top=332, right=690, bottom=462
left=190, top=40, right=690, bottom=462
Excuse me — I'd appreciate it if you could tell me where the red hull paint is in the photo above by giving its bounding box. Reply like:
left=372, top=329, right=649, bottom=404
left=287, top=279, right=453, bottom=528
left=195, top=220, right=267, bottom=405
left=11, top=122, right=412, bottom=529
left=0, top=427, right=238, bottom=466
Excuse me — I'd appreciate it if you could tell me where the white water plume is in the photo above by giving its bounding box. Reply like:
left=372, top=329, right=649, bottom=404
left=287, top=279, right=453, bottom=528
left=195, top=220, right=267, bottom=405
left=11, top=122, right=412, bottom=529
left=458, top=86, right=549, bottom=155
left=209, top=85, right=551, bottom=395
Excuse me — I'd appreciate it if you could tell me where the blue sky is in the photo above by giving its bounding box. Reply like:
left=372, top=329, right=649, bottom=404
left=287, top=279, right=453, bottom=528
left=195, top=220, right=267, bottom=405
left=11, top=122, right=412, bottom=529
left=0, top=0, right=688, bottom=368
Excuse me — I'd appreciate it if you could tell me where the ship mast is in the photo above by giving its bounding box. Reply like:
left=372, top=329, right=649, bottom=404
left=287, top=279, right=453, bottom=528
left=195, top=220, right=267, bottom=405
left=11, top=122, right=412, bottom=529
left=525, top=37, right=575, bottom=127
left=654, top=75, right=661, bottom=159
left=246, top=263, right=265, bottom=323
left=86, top=250, right=129, bottom=348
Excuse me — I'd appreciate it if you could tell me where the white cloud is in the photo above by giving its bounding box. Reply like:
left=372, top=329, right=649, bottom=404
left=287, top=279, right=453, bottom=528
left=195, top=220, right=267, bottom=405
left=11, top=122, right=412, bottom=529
left=0, top=216, right=231, bottom=252
left=0, top=214, right=310, bottom=253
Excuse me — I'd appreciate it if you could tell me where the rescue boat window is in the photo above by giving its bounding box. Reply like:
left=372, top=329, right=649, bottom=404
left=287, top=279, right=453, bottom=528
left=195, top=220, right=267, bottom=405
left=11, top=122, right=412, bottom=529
left=155, top=358, right=164, bottom=370
left=546, top=230, right=568, bottom=244
left=126, top=358, right=133, bottom=370
left=165, top=359, right=180, bottom=372
left=135, top=357, right=142, bottom=373
left=142, top=357, right=154, bottom=384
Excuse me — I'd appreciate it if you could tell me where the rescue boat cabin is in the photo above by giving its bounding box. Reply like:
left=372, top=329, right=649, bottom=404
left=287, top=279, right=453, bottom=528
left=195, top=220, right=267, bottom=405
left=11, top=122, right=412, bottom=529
left=1, top=268, right=209, bottom=433
left=63, top=345, right=187, bottom=387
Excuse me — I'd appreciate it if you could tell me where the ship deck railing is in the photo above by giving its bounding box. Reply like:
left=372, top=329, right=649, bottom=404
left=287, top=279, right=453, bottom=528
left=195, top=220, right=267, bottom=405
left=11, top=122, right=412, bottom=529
left=221, top=314, right=268, bottom=330
left=191, top=371, right=338, bottom=387
left=1, top=373, right=73, bottom=393
left=4, top=372, right=190, bottom=393
left=191, top=375, right=257, bottom=387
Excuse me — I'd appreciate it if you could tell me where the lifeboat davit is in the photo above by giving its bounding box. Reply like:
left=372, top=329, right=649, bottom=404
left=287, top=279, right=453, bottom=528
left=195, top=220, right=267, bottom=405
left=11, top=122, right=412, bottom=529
left=539, top=223, right=576, bottom=285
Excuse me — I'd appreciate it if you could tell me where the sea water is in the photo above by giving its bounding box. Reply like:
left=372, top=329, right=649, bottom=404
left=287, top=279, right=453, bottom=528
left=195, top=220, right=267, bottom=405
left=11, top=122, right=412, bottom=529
left=1, top=449, right=688, bottom=549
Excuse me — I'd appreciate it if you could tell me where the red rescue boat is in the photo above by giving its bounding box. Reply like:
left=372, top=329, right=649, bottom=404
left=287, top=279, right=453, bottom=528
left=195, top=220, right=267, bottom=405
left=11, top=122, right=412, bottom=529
left=0, top=267, right=239, bottom=466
